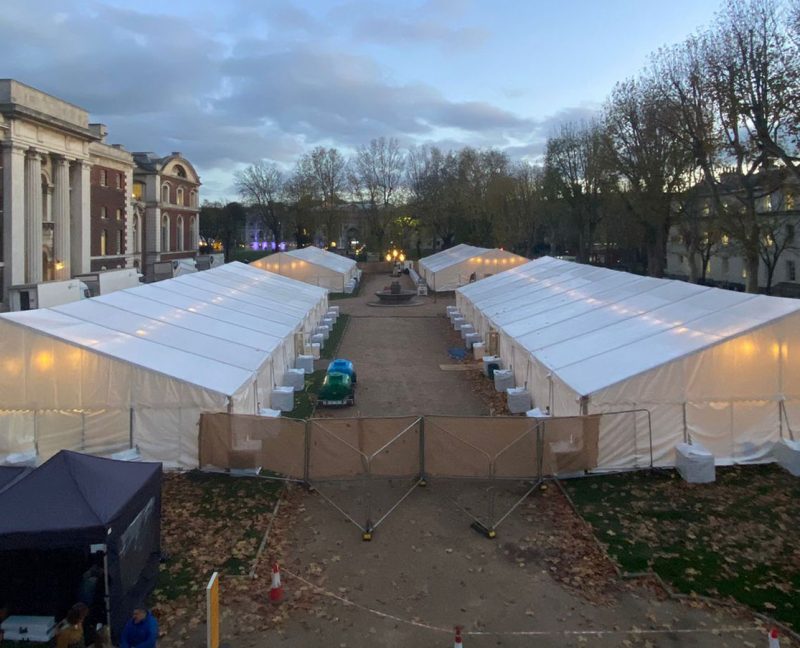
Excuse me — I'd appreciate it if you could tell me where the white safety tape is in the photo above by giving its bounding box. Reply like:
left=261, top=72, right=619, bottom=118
left=280, top=566, right=758, bottom=637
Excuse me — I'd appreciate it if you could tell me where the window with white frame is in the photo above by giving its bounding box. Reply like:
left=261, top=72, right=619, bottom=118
left=176, top=216, right=184, bottom=251
left=161, top=214, right=170, bottom=251
left=787, top=260, right=797, bottom=282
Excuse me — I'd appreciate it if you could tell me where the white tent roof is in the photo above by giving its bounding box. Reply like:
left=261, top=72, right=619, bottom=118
left=285, top=246, right=357, bottom=275
left=419, top=244, right=490, bottom=272
left=458, top=256, right=800, bottom=397
left=0, top=262, right=327, bottom=399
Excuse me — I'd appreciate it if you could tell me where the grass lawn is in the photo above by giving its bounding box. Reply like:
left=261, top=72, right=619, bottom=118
left=284, top=370, right=325, bottom=420
left=328, top=281, right=362, bottom=300
left=562, top=465, right=800, bottom=630
left=155, top=472, right=281, bottom=601
left=321, top=313, right=349, bottom=360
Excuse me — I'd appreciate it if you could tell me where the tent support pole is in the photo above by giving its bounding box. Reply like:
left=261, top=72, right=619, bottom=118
left=129, top=408, right=134, bottom=450
left=682, top=403, right=688, bottom=443
left=102, top=545, right=112, bottom=632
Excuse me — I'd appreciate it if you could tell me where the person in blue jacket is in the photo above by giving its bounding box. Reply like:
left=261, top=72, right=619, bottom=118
left=119, top=606, right=158, bottom=648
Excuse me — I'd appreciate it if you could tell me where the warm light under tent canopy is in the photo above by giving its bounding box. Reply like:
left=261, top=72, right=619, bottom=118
left=419, top=244, right=527, bottom=292
left=0, top=262, right=328, bottom=468
left=251, top=246, right=360, bottom=292
left=456, top=256, right=800, bottom=469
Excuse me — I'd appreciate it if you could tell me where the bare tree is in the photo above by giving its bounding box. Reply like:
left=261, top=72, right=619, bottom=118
left=544, top=121, right=612, bottom=263
left=235, top=161, right=285, bottom=243
left=296, top=147, right=348, bottom=246
left=350, top=137, right=405, bottom=252
left=605, top=77, right=692, bottom=277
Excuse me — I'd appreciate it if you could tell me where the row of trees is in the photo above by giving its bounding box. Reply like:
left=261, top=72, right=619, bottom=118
left=202, top=0, right=800, bottom=292
left=546, top=0, right=800, bottom=291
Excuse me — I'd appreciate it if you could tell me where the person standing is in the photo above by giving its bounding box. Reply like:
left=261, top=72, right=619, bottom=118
left=56, top=607, right=85, bottom=648
left=119, top=606, right=158, bottom=648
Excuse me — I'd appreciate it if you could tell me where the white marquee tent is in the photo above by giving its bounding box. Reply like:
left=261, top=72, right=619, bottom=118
left=419, top=244, right=527, bottom=292
left=251, top=246, right=360, bottom=292
left=0, top=262, right=328, bottom=468
left=457, top=256, right=800, bottom=469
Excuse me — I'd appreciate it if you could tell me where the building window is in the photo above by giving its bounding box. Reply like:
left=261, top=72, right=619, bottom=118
left=100, top=169, right=107, bottom=186
left=721, top=257, right=729, bottom=276
left=787, top=224, right=795, bottom=243
left=132, top=181, right=144, bottom=201
left=161, top=214, right=170, bottom=251
left=190, top=191, right=197, bottom=208
left=173, top=165, right=187, bottom=178
left=100, top=206, right=107, bottom=219
left=161, top=184, right=170, bottom=204
left=705, top=260, right=711, bottom=275
left=176, top=216, right=184, bottom=251
left=787, top=192, right=795, bottom=210
left=116, top=208, right=122, bottom=221
left=115, top=173, right=122, bottom=189
left=788, top=260, right=797, bottom=282
left=189, top=216, right=196, bottom=249
left=100, top=229, right=107, bottom=256
left=116, top=230, right=123, bottom=255
left=177, top=187, right=184, bottom=206
left=721, top=234, right=730, bottom=246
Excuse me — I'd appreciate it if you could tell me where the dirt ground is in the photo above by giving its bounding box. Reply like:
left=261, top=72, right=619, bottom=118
left=223, top=481, right=774, bottom=647
left=318, top=272, right=487, bottom=417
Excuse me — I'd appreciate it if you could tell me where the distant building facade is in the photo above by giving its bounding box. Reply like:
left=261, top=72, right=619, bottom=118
left=0, top=79, right=201, bottom=309
left=0, top=79, right=96, bottom=308
left=132, top=152, right=200, bottom=282
left=666, top=174, right=800, bottom=296
left=89, top=124, right=134, bottom=272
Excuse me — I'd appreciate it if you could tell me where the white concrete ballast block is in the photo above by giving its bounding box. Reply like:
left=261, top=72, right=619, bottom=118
left=675, top=442, right=715, bottom=483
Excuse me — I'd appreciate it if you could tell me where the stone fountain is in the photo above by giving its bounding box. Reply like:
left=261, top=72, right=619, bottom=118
left=374, top=280, right=417, bottom=304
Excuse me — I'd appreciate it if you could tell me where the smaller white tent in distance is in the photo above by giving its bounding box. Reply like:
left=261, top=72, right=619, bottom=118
left=251, top=246, right=360, bottom=293
left=419, top=244, right=527, bottom=292
left=456, top=256, right=800, bottom=470
left=0, top=262, right=328, bottom=468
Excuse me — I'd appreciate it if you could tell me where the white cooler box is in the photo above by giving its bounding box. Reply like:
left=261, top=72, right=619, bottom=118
left=295, top=354, right=315, bottom=374
left=675, top=442, right=715, bottom=483
left=493, top=369, right=515, bottom=393
left=2, top=616, right=57, bottom=642
left=482, top=355, right=502, bottom=376
left=464, top=332, right=482, bottom=349
left=284, top=368, right=306, bottom=392
left=472, top=341, right=486, bottom=360
left=271, top=386, right=295, bottom=412
left=773, top=438, right=800, bottom=476
left=506, top=387, right=532, bottom=414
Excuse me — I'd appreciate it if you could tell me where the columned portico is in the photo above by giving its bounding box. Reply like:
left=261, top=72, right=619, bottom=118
left=70, top=160, right=91, bottom=276
left=1, top=142, right=27, bottom=295
left=25, top=149, right=43, bottom=284
left=52, top=155, right=71, bottom=280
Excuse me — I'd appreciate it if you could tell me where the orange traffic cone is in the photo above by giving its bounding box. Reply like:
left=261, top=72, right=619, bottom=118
left=269, top=563, right=284, bottom=604
left=454, top=626, right=463, bottom=648
left=768, top=628, right=780, bottom=647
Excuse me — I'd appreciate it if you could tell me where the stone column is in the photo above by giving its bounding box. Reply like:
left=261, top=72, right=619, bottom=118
left=2, top=142, right=27, bottom=303
left=194, top=214, right=200, bottom=251
left=25, top=149, right=43, bottom=284
left=52, top=155, right=71, bottom=280
left=70, top=160, right=91, bottom=275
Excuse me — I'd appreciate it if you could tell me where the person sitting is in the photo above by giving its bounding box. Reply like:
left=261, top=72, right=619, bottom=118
left=120, top=606, right=158, bottom=648
left=56, top=606, right=85, bottom=648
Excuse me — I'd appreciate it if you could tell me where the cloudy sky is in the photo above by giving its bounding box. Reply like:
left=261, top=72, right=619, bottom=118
left=2, top=0, right=720, bottom=200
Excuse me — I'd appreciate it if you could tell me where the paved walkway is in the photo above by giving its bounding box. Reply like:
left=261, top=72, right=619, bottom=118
left=322, top=272, right=487, bottom=417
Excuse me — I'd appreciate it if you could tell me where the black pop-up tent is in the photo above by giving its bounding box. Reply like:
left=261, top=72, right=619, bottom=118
left=0, top=465, right=31, bottom=493
left=0, top=451, right=162, bottom=641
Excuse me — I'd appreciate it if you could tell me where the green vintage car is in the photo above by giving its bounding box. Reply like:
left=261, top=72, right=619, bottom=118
left=318, top=371, right=355, bottom=407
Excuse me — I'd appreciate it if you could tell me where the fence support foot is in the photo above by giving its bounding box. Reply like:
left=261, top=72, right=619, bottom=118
left=470, top=521, right=496, bottom=539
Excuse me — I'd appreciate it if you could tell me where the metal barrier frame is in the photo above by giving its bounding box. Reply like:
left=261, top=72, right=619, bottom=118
left=198, top=408, right=653, bottom=540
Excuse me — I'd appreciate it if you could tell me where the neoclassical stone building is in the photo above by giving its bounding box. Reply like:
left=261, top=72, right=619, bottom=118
left=0, top=79, right=94, bottom=306
left=0, top=79, right=201, bottom=308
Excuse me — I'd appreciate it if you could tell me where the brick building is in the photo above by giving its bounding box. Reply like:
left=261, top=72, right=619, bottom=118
left=89, top=124, right=134, bottom=272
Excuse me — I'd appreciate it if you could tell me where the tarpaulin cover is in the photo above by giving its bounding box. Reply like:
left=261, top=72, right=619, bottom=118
left=0, top=466, right=30, bottom=493
left=457, top=256, right=800, bottom=468
left=419, top=244, right=527, bottom=292
left=251, top=246, right=359, bottom=292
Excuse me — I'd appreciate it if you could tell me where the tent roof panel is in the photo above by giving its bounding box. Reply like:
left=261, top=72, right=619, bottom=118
left=420, top=244, right=489, bottom=272
left=459, top=257, right=800, bottom=396
left=0, top=264, right=325, bottom=398
left=284, top=246, right=357, bottom=274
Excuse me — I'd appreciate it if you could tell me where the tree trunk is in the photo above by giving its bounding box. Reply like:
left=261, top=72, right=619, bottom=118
left=687, top=252, right=700, bottom=283
left=744, top=249, right=760, bottom=293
